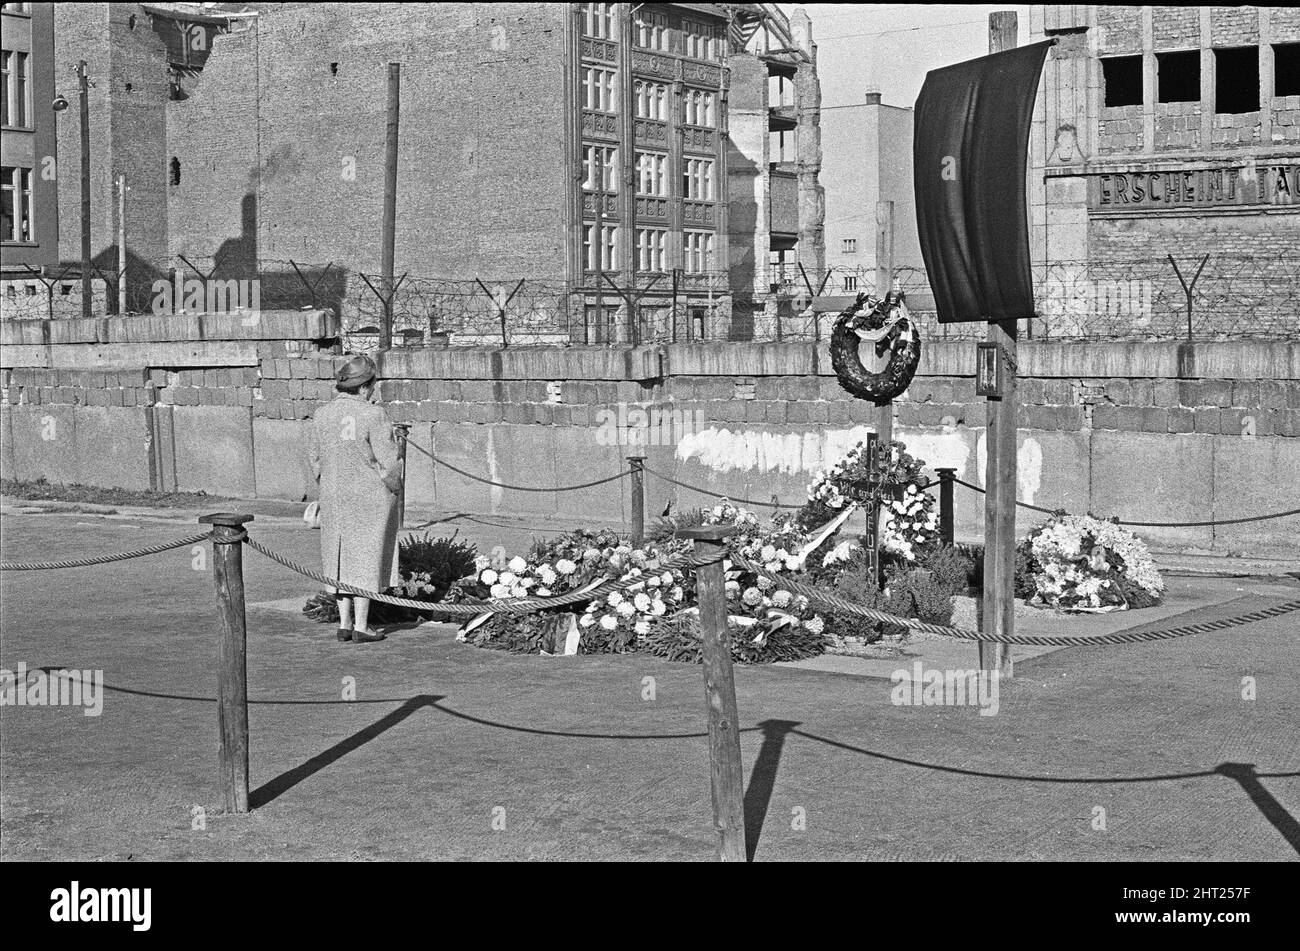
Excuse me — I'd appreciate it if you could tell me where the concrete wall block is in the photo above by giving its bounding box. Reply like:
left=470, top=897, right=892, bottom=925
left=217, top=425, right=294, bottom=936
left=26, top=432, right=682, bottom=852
left=6, top=405, right=79, bottom=484
left=1194, top=408, right=1222, bottom=434
left=1168, top=407, right=1194, bottom=433
left=172, top=406, right=256, bottom=498
left=252, top=417, right=313, bottom=502
left=1091, top=431, right=1213, bottom=550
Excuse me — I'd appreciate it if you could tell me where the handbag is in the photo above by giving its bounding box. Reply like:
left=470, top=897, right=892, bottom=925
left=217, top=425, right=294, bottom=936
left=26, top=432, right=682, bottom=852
left=303, top=500, right=321, bottom=529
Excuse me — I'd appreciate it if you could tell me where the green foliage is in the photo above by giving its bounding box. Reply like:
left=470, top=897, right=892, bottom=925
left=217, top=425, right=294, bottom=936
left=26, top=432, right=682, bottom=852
left=639, top=614, right=829, bottom=665
left=399, top=531, right=477, bottom=595
left=916, top=545, right=975, bottom=598
left=823, top=550, right=907, bottom=642
left=1014, top=538, right=1039, bottom=599
left=647, top=507, right=708, bottom=543
left=884, top=565, right=956, bottom=627
left=302, top=532, right=476, bottom=625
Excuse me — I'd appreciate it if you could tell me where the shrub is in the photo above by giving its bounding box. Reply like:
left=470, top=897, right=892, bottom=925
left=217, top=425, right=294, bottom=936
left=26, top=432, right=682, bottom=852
left=302, top=531, right=477, bottom=625
left=640, top=614, right=829, bottom=664
left=918, top=544, right=974, bottom=598
left=399, top=531, right=477, bottom=595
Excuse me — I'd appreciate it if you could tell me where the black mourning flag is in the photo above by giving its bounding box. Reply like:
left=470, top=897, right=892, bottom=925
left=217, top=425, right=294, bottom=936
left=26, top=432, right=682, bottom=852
left=914, top=41, right=1054, bottom=323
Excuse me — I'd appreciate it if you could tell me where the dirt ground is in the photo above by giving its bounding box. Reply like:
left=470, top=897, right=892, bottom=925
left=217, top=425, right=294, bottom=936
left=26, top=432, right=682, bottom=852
left=1, top=507, right=1298, bottom=861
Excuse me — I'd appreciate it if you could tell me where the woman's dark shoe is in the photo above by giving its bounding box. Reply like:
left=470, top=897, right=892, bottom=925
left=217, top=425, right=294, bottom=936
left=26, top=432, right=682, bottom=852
left=336, top=628, right=353, bottom=642
left=351, top=628, right=387, bottom=643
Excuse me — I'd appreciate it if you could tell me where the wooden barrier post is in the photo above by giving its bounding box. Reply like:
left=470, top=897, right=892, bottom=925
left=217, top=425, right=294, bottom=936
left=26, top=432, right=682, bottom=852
left=628, top=455, right=645, bottom=547
left=936, top=467, right=956, bottom=547
left=982, top=10, right=1019, bottom=679
left=677, top=525, right=746, bottom=862
left=199, top=513, right=254, bottom=813
left=393, top=422, right=411, bottom=530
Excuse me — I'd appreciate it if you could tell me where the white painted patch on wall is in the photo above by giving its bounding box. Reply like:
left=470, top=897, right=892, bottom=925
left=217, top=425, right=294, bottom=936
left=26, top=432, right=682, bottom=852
left=676, top=425, right=880, bottom=474
left=893, top=428, right=972, bottom=479
left=975, top=432, right=1044, bottom=504
left=486, top=426, right=503, bottom=511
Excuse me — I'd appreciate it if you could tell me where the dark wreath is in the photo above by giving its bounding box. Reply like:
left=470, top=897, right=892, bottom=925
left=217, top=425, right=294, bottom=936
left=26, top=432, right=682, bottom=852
left=829, top=289, right=922, bottom=405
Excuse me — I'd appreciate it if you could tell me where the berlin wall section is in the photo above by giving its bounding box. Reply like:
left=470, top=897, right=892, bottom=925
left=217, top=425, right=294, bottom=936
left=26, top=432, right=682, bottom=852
left=2, top=314, right=1298, bottom=556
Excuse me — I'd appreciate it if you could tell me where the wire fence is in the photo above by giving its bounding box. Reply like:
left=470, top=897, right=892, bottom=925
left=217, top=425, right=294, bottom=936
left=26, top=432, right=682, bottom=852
left=794, top=252, right=1300, bottom=342
left=4, top=251, right=1296, bottom=344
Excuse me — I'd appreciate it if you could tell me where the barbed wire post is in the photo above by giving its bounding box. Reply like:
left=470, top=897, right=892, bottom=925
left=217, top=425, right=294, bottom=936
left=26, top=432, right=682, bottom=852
left=677, top=525, right=746, bottom=862
left=1168, top=252, right=1210, bottom=342
left=199, top=513, right=254, bottom=814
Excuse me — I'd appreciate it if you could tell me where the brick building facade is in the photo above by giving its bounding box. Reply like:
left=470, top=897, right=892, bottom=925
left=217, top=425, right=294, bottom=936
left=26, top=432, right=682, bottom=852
left=1, top=3, right=60, bottom=285
left=1029, top=5, right=1300, bottom=337
left=35, top=1, right=823, bottom=342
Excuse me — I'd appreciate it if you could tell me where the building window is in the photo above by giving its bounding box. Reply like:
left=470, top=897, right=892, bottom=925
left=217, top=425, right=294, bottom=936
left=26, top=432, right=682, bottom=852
left=633, top=9, right=668, bottom=51
left=843, top=275, right=857, bottom=292
left=1101, top=55, right=1142, bottom=107
left=636, top=228, right=667, bottom=272
left=841, top=238, right=857, bottom=254
left=581, top=2, right=616, bottom=41
left=170, top=156, right=182, bottom=185
left=582, top=144, right=618, bottom=193
left=634, top=80, right=667, bottom=121
left=2, top=50, right=30, bottom=128
left=683, top=158, right=714, bottom=200
left=770, top=129, right=795, bottom=163
left=635, top=151, right=668, bottom=197
left=1156, top=49, right=1200, bottom=104
left=583, top=223, right=619, bottom=271
left=1277, top=43, right=1300, bottom=97
left=582, top=66, right=618, bottom=113
left=1, top=165, right=33, bottom=242
left=684, top=89, right=716, bottom=127
left=684, top=230, right=716, bottom=273
left=1215, top=47, right=1259, bottom=113
left=681, top=18, right=720, bottom=62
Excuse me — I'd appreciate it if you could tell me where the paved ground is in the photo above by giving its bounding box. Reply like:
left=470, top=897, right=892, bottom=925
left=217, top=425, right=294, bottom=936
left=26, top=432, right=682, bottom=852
left=1, top=507, right=1298, bottom=861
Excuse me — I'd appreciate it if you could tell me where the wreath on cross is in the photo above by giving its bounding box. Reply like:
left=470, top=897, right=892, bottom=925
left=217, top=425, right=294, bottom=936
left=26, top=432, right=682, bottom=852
left=829, top=288, right=922, bottom=405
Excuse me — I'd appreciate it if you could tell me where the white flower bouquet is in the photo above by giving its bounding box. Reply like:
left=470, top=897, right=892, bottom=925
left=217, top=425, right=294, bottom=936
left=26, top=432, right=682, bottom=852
left=1021, top=514, right=1164, bottom=612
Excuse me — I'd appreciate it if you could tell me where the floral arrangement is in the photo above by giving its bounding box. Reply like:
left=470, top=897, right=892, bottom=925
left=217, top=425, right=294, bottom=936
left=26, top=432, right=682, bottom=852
left=578, top=566, right=688, bottom=652
left=881, top=483, right=939, bottom=564
left=799, top=439, right=937, bottom=566
left=1019, top=514, right=1164, bottom=612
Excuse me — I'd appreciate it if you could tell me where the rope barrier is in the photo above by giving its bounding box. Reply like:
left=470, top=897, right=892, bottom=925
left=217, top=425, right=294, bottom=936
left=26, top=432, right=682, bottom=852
left=726, top=552, right=1300, bottom=647
left=0, top=531, right=214, bottom=571
left=404, top=441, right=629, bottom=492
left=637, top=463, right=801, bottom=509
left=246, top=531, right=1298, bottom=648
left=243, top=535, right=715, bottom=618
left=948, top=477, right=1300, bottom=528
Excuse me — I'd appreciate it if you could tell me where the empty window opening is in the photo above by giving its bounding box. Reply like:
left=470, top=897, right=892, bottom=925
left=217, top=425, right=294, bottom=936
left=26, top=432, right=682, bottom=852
left=1214, top=47, right=1259, bottom=113
left=169, top=157, right=181, bottom=185
left=1275, top=43, right=1300, bottom=98
left=1102, top=55, right=1143, bottom=107
left=1157, top=50, right=1200, bottom=103
left=329, top=62, right=338, bottom=76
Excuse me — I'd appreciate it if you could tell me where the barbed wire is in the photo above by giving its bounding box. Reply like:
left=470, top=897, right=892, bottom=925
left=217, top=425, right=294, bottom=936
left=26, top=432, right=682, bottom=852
left=7, top=252, right=1295, bottom=344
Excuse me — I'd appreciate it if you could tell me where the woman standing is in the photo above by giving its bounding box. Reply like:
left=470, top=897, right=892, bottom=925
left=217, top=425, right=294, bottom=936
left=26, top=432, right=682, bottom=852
left=309, top=354, right=403, bottom=643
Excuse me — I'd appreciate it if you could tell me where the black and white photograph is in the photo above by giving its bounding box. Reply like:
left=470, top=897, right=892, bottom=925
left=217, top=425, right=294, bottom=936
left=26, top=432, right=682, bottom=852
left=0, top=0, right=1296, bottom=921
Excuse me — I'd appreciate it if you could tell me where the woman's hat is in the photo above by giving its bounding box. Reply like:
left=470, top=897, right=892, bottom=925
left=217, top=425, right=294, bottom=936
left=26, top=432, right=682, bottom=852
left=336, top=354, right=378, bottom=388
